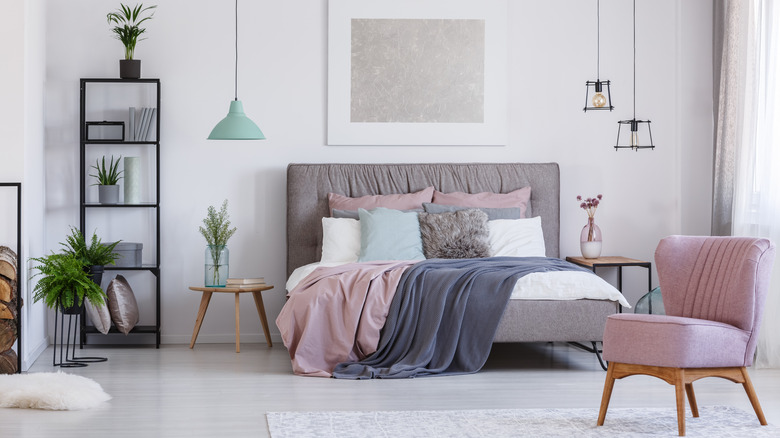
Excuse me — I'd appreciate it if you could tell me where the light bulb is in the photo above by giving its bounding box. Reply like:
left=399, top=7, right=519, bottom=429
left=592, top=92, right=607, bottom=108
left=630, top=131, right=639, bottom=149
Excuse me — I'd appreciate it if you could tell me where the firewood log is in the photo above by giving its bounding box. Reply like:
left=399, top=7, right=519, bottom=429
left=0, top=246, right=17, bottom=282
left=0, top=276, right=13, bottom=302
left=0, top=319, right=16, bottom=352
left=0, top=349, right=18, bottom=374
left=0, top=302, right=14, bottom=320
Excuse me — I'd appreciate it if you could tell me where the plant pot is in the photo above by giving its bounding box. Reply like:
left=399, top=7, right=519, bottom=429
left=98, top=185, right=120, bottom=204
left=59, top=295, right=84, bottom=315
left=88, top=265, right=104, bottom=287
left=119, top=59, right=141, bottom=79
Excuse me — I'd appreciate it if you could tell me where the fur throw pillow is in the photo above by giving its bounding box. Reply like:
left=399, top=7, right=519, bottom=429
left=418, top=209, right=490, bottom=259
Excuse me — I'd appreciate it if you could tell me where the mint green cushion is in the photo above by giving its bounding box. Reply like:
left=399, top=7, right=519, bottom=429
left=357, top=208, right=425, bottom=262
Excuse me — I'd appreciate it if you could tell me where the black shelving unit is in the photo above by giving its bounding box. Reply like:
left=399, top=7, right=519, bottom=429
left=78, top=78, right=161, bottom=348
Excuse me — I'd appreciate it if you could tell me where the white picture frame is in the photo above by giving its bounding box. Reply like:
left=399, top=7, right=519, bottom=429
left=327, top=0, right=508, bottom=146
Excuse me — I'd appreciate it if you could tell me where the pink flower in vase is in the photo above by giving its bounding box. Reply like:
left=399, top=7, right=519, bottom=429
left=577, top=194, right=604, bottom=258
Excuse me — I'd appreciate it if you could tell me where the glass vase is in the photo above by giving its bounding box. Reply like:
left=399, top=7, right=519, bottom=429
left=205, top=245, right=229, bottom=287
left=580, top=217, right=602, bottom=259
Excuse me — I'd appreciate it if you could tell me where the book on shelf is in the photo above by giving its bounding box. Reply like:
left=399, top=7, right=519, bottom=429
left=226, top=277, right=265, bottom=285
left=128, top=107, right=136, bottom=141
left=130, top=107, right=157, bottom=141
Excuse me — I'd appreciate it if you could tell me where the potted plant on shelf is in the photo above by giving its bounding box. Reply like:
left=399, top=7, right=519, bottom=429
left=30, top=252, right=107, bottom=315
left=198, top=200, right=237, bottom=287
left=106, top=3, right=157, bottom=79
left=90, top=155, right=123, bottom=204
left=59, top=227, right=120, bottom=286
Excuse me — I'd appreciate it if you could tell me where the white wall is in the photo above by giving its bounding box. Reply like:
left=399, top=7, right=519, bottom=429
left=0, top=0, right=49, bottom=370
left=41, top=0, right=713, bottom=346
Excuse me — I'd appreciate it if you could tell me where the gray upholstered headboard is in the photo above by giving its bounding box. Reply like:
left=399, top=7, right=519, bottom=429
left=286, top=163, right=560, bottom=278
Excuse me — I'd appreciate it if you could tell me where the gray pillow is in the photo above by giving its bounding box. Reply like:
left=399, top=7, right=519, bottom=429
left=333, top=208, right=423, bottom=219
left=422, top=203, right=524, bottom=220
left=106, top=275, right=139, bottom=335
left=418, top=209, right=490, bottom=259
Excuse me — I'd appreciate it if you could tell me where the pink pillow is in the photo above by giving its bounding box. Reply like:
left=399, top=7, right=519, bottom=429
left=432, top=187, right=531, bottom=218
left=328, top=186, right=434, bottom=215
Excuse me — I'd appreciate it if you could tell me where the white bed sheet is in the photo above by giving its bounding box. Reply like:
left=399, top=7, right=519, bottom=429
left=287, top=260, right=631, bottom=308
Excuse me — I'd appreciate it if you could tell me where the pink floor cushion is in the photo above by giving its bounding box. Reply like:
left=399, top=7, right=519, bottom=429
left=602, top=313, right=751, bottom=368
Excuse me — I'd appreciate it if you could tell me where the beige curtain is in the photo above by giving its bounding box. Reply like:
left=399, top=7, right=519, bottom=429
left=711, top=0, right=749, bottom=236
left=713, top=0, right=780, bottom=368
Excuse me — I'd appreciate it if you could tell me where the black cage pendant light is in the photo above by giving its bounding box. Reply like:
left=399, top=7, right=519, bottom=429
left=615, top=0, right=654, bottom=150
left=584, top=0, right=614, bottom=112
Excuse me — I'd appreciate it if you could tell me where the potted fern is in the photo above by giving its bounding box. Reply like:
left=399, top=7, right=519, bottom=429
left=90, top=155, right=123, bottom=204
left=60, top=227, right=120, bottom=286
left=107, top=3, right=157, bottom=79
left=198, top=200, right=237, bottom=287
left=31, top=252, right=107, bottom=315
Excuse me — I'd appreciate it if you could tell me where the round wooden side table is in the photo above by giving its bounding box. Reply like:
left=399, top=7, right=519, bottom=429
left=188, top=284, right=274, bottom=353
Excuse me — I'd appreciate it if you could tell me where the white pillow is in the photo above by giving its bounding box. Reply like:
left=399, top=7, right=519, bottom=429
left=488, top=216, right=546, bottom=257
left=321, top=217, right=361, bottom=263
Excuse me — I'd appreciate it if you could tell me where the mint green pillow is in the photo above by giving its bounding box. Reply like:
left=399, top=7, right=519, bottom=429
left=357, top=208, right=425, bottom=262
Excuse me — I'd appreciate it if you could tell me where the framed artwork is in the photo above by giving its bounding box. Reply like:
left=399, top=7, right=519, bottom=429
left=328, top=0, right=508, bottom=146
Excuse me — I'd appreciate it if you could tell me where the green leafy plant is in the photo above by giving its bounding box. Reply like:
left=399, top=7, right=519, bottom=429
left=60, top=227, right=120, bottom=267
left=31, top=252, right=107, bottom=309
left=107, top=3, right=157, bottom=60
left=199, top=200, right=237, bottom=285
left=90, top=155, right=123, bottom=186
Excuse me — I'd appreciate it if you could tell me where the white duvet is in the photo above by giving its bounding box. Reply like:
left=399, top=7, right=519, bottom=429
left=287, top=261, right=631, bottom=308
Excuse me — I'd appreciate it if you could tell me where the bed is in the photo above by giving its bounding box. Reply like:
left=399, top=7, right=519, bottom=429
left=284, top=163, right=623, bottom=377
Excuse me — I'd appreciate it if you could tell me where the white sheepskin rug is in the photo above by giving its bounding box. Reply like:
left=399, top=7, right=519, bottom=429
left=0, top=372, right=111, bottom=410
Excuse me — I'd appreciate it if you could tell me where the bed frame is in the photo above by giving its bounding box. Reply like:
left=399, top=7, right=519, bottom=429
left=286, top=163, right=617, bottom=365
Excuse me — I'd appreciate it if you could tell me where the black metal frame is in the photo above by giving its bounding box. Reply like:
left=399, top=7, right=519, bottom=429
left=0, top=182, right=22, bottom=373
left=569, top=341, right=607, bottom=371
left=79, top=78, right=161, bottom=348
left=583, top=80, right=615, bottom=112
left=53, top=303, right=107, bottom=367
left=567, top=256, right=653, bottom=313
left=85, top=121, right=125, bottom=142
left=615, top=119, right=655, bottom=151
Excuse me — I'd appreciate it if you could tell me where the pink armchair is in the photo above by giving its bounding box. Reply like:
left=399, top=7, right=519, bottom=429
left=597, top=236, right=776, bottom=436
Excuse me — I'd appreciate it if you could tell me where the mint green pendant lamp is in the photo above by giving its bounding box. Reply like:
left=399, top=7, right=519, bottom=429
left=208, top=0, right=265, bottom=140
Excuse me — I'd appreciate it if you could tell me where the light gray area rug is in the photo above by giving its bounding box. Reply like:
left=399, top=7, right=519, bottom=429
left=267, top=406, right=776, bottom=437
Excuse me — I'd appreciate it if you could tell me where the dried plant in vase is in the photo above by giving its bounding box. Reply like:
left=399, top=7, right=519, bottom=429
left=198, top=200, right=237, bottom=287
left=576, top=194, right=603, bottom=259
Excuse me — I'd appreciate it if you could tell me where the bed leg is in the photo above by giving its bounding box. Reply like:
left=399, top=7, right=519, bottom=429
left=567, top=341, right=608, bottom=371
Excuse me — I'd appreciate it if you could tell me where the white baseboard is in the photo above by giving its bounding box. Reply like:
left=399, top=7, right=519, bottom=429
left=22, top=338, right=49, bottom=371
left=161, top=332, right=283, bottom=345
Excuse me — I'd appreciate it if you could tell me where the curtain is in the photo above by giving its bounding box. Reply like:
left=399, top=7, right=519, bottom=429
left=714, top=0, right=780, bottom=368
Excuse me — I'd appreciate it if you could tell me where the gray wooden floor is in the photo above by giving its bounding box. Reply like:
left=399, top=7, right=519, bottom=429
left=3, top=342, right=779, bottom=437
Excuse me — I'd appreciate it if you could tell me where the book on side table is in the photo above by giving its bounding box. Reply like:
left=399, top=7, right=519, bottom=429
left=226, top=277, right=265, bottom=287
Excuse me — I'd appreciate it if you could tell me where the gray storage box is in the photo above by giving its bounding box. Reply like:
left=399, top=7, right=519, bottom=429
left=112, top=242, right=143, bottom=267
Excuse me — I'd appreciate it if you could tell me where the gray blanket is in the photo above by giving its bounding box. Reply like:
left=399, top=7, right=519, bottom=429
left=331, top=257, right=590, bottom=379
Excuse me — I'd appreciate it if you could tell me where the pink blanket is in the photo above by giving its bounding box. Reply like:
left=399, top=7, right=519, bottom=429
left=276, top=261, right=415, bottom=377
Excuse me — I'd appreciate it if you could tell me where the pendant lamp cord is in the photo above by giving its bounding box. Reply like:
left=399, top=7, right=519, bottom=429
left=234, top=0, right=239, bottom=101
left=633, top=0, right=636, bottom=119
left=596, top=0, right=600, bottom=79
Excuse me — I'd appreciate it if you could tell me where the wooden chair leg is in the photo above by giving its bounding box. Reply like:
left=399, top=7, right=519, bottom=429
left=597, top=362, right=616, bottom=426
left=674, top=369, right=687, bottom=436
left=740, top=367, right=767, bottom=425
left=685, top=383, right=699, bottom=417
